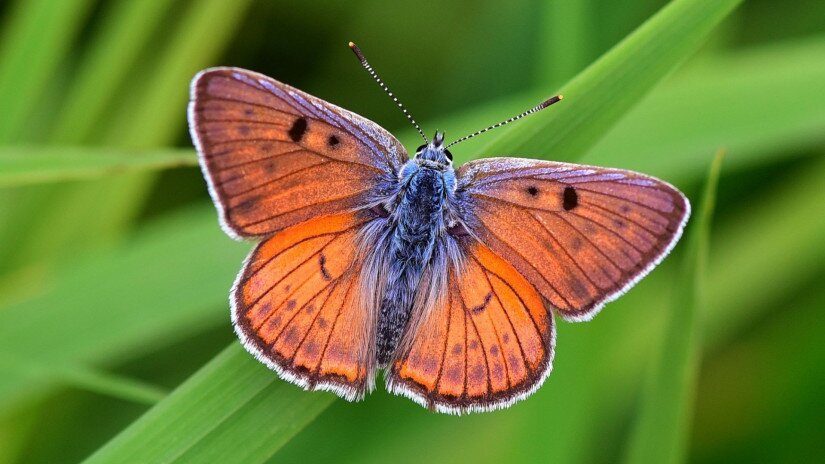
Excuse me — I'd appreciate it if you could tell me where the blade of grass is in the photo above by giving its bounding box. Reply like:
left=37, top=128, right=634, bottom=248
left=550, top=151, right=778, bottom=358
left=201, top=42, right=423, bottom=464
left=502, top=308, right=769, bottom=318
left=82, top=344, right=335, bottom=464
left=0, top=147, right=196, bottom=188
left=0, top=0, right=95, bottom=142
left=624, top=150, right=724, bottom=464
left=0, top=353, right=167, bottom=405
left=102, top=0, right=252, bottom=146
left=583, top=35, right=825, bottom=179
left=473, top=0, right=744, bottom=163
left=50, top=0, right=177, bottom=144
left=409, top=35, right=825, bottom=181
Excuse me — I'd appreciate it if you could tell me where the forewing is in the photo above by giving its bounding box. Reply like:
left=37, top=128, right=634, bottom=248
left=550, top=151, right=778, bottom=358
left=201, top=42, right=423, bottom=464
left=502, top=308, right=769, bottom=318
left=457, top=158, right=690, bottom=321
left=233, top=211, right=379, bottom=400
left=387, top=239, right=554, bottom=414
left=189, top=67, right=407, bottom=239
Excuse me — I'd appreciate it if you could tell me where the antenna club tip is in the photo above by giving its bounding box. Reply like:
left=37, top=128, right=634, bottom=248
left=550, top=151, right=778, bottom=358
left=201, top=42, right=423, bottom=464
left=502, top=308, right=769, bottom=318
left=348, top=41, right=356, bottom=48
left=540, top=95, right=564, bottom=108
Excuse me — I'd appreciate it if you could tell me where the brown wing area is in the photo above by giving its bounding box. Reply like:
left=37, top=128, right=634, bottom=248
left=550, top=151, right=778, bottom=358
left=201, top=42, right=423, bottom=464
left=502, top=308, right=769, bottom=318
left=458, top=159, right=690, bottom=321
left=189, top=67, right=407, bottom=238
left=387, top=241, right=554, bottom=414
left=233, top=211, right=377, bottom=400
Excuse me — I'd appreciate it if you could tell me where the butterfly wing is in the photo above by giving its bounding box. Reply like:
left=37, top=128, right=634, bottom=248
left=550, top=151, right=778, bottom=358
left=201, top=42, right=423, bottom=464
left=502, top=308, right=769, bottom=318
left=189, top=67, right=407, bottom=239
left=386, top=239, right=555, bottom=413
left=233, top=211, right=380, bottom=399
left=456, top=158, right=691, bottom=321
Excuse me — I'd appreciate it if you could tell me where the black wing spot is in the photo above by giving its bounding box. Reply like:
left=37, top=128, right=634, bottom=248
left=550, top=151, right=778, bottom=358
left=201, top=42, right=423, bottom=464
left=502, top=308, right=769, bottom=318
left=470, top=292, right=492, bottom=314
left=563, top=186, right=578, bottom=211
left=319, top=254, right=332, bottom=281
left=327, top=134, right=340, bottom=147
left=238, top=124, right=251, bottom=135
left=288, top=117, right=308, bottom=142
left=527, top=186, right=539, bottom=197
left=244, top=108, right=255, bottom=116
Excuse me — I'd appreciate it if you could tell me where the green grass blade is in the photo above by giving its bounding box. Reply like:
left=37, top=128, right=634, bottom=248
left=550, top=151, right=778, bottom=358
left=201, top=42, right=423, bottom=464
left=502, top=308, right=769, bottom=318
left=0, top=0, right=95, bottom=142
left=0, top=147, right=196, bottom=188
left=0, top=353, right=167, bottom=405
left=82, top=344, right=334, bottom=464
left=584, top=36, right=825, bottom=178
left=50, top=0, right=177, bottom=144
left=102, top=0, right=253, bottom=147
left=474, top=0, right=744, bottom=163
left=414, top=36, right=825, bottom=182
left=624, top=150, right=724, bottom=464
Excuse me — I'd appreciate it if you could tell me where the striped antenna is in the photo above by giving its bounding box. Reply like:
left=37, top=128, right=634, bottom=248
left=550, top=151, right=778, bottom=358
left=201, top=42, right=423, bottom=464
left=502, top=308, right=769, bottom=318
left=349, top=42, right=429, bottom=144
left=444, top=95, right=563, bottom=149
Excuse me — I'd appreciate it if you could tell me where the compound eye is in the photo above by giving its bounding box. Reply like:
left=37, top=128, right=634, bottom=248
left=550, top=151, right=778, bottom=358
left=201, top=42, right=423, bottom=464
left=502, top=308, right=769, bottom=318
left=444, top=149, right=453, bottom=161
left=415, top=144, right=427, bottom=154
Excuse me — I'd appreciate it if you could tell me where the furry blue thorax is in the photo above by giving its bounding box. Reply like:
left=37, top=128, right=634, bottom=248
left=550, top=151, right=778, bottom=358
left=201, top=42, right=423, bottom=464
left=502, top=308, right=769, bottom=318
left=374, top=134, right=457, bottom=365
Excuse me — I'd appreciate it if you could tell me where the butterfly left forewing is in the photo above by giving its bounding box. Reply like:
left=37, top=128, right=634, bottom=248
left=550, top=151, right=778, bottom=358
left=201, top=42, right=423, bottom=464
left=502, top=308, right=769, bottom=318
left=387, top=239, right=554, bottom=413
left=456, top=158, right=690, bottom=322
left=189, top=67, right=406, bottom=239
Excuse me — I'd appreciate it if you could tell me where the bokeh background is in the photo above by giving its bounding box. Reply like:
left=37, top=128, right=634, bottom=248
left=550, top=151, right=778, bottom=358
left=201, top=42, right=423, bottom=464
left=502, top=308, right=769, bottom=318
left=0, top=0, right=823, bottom=463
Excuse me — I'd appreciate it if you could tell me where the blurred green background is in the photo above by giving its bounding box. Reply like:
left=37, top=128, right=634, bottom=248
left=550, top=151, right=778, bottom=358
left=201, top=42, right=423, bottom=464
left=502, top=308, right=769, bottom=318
left=0, top=0, right=823, bottom=463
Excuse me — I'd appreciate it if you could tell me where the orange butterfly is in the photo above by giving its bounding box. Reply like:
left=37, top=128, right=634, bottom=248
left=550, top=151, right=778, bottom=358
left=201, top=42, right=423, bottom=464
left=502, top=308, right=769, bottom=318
left=188, top=43, right=690, bottom=414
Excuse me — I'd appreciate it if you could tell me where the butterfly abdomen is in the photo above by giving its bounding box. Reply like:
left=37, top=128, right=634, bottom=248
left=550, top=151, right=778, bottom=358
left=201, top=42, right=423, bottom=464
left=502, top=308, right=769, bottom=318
left=376, top=166, right=446, bottom=365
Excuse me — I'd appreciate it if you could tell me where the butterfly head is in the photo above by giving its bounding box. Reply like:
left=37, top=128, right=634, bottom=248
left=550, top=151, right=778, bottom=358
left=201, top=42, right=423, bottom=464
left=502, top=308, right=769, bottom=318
left=414, top=131, right=453, bottom=167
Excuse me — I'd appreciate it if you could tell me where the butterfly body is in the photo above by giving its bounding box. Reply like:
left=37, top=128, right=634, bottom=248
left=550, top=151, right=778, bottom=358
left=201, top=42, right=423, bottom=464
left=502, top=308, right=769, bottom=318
left=189, top=64, right=690, bottom=414
left=375, top=133, right=457, bottom=364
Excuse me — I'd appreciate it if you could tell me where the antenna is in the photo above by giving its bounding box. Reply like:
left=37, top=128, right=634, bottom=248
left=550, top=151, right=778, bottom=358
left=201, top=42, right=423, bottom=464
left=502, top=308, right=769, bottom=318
left=349, top=42, right=428, bottom=144
left=445, top=95, right=563, bottom=149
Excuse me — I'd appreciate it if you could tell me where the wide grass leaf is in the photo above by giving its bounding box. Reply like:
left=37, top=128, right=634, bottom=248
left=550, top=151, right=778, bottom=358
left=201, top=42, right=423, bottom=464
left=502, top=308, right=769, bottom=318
left=475, top=0, right=744, bottom=163
left=82, top=344, right=335, bottom=464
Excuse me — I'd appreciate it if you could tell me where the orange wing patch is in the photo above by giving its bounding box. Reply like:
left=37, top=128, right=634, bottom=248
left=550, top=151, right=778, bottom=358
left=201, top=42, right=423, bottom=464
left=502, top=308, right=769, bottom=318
left=387, top=241, right=554, bottom=413
left=233, top=211, right=377, bottom=399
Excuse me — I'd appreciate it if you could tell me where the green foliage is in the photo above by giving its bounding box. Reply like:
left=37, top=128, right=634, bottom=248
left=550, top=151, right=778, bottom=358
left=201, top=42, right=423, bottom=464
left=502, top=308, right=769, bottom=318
left=0, top=0, right=823, bottom=463
left=0, top=147, right=195, bottom=188
left=624, top=150, right=723, bottom=464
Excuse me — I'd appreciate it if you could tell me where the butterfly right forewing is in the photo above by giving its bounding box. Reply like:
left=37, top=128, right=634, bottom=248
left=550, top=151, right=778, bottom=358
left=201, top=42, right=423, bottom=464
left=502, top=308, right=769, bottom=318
left=456, top=158, right=690, bottom=322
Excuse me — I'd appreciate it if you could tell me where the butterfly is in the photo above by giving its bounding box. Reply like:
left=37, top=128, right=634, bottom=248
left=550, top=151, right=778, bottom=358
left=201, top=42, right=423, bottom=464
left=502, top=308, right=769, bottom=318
left=188, top=42, right=690, bottom=414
